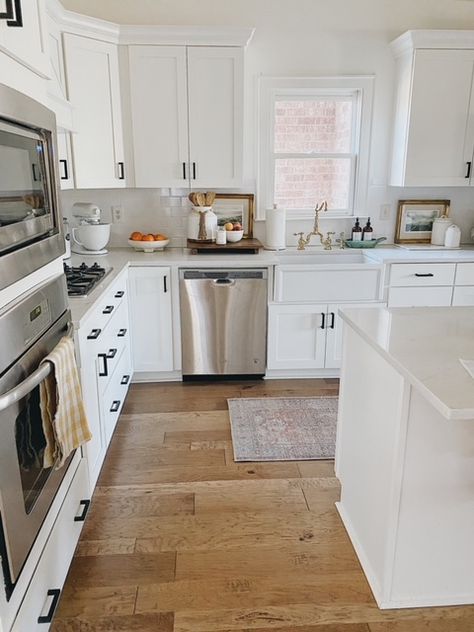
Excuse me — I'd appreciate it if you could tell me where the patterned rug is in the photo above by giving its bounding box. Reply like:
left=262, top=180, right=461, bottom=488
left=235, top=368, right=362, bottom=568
left=228, top=396, right=338, bottom=462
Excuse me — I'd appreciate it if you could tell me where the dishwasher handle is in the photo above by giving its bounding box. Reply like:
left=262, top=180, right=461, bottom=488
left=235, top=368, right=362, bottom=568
left=212, top=278, right=236, bottom=286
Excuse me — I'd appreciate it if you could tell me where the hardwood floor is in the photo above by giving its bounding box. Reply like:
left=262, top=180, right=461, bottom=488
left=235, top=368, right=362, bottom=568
left=52, top=379, right=474, bottom=631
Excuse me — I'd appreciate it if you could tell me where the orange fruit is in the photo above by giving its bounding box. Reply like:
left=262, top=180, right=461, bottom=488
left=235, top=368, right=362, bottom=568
left=155, top=234, right=168, bottom=241
left=130, top=231, right=143, bottom=241
left=141, top=234, right=155, bottom=241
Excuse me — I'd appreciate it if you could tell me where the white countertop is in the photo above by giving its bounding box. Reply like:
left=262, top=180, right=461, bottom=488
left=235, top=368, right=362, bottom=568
left=364, top=244, right=474, bottom=264
left=339, top=305, right=474, bottom=420
left=67, top=246, right=278, bottom=326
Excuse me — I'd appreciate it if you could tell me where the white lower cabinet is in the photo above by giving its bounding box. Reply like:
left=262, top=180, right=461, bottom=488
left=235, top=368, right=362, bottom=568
left=268, top=302, right=383, bottom=373
left=268, top=304, right=327, bottom=370
left=76, top=269, right=131, bottom=491
left=12, top=458, right=89, bottom=631
left=128, top=267, right=174, bottom=374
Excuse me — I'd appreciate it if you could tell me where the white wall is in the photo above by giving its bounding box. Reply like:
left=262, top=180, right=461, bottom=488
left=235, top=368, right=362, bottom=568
left=61, top=0, right=474, bottom=246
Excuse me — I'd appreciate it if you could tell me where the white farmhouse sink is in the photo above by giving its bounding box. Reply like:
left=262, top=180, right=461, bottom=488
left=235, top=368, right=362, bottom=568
left=277, top=252, right=369, bottom=265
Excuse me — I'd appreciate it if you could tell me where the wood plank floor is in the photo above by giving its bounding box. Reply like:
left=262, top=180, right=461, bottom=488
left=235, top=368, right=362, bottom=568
left=52, top=379, right=474, bottom=631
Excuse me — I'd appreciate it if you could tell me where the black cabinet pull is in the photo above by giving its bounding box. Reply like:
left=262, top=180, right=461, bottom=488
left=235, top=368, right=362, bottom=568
left=182, top=162, right=187, bottom=180
left=110, top=400, right=121, bottom=413
left=118, top=162, right=125, bottom=180
left=163, top=275, right=168, bottom=293
left=192, top=162, right=196, bottom=180
left=117, top=328, right=127, bottom=337
left=98, top=353, right=108, bottom=377
left=114, top=290, right=124, bottom=298
left=1, top=0, right=23, bottom=27
left=59, top=159, right=69, bottom=180
left=102, top=305, right=114, bottom=314
left=74, top=499, right=91, bottom=522
left=87, top=328, right=101, bottom=340
left=121, top=374, right=130, bottom=385
left=330, top=312, right=336, bottom=329
left=466, top=161, right=472, bottom=179
left=320, top=312, right=326, bottom=329
left=106, top=348, right=117, bottom=359
left=414, top=273, right=434, bottom=277
left=37, top=588, right=61, bottom=624
left=32, top=163, right=40, bottom=182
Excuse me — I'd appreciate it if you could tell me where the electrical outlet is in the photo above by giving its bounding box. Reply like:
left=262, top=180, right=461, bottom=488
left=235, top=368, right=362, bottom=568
left=111, top=205, right=123, bottom=223
left=379, top=204, right=391, bottom=221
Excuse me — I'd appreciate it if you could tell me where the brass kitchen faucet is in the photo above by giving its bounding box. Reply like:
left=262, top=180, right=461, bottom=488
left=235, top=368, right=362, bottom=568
left=294, top=201, right=328, bottom=250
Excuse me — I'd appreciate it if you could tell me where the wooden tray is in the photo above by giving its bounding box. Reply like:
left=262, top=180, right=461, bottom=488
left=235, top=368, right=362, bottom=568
left=187, top=238, right=263, bottom=255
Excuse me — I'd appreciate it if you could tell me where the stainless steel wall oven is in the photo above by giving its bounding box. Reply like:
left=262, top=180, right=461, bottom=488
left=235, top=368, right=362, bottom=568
left=0, top=83, right=64, bottom=290
left=0, top=275, right=74, bottom=600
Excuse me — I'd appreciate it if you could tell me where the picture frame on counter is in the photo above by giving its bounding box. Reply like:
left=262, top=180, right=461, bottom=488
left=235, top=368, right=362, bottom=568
left=214, top=194, right=255, bottom=238
left=395, top=199, right=451, bottom=244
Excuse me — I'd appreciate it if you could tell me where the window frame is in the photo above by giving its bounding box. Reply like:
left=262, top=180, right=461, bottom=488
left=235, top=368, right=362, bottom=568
left=257, top=76, right=374, bottom=220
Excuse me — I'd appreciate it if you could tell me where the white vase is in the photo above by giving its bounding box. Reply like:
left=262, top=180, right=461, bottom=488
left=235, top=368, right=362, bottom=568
left=187, top=206, right=218, bottom=242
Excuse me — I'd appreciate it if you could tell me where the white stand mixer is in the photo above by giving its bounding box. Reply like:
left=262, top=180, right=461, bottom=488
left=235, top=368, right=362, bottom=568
left=71, top=203, right=111, bottom=255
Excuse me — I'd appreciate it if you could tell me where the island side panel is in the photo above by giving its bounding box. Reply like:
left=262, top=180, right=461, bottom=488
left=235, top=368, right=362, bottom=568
left=335, top=324, right=406, bottom=605
left=390, top=387, right=474, bottom=607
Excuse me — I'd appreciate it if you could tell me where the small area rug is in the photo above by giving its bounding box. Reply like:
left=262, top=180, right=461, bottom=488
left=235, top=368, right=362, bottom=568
left=227, top=396, right=338, bottom=462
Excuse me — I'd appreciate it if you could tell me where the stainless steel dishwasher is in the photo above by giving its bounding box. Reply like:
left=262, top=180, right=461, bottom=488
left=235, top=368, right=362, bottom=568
left=179, top=269, right=267, bottom=377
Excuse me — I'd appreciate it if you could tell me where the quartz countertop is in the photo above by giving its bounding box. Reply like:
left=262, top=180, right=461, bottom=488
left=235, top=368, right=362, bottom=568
left=363, top=244, right=474, bottom=264
left=67, top=246, right=278, bottom=326
left=339, top=305, right=474, bottom=420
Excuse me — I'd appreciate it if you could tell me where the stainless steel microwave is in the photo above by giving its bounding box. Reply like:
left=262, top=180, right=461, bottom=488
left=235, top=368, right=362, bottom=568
left=0, top=84, right=64, bottom=290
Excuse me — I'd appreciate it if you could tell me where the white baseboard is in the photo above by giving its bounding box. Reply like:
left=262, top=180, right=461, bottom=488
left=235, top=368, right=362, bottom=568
left=131, top=370, right=181, bottom=383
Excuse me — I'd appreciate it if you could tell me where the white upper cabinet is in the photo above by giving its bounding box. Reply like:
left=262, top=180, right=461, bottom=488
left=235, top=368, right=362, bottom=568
left=63, top=34, right=126, bottom=189
left=390, top=31, right=474, bottom=187
left=187, top=47, right=243, bottom=188
left=128, top=45, right=244, bottom=188
left=0, top=0, right=49, bottom=78
left=129, top=46, right=189, bottom=188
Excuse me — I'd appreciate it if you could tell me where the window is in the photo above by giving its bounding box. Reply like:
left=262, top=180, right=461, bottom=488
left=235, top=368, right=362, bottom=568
left=258, top=77, right=374, bottom=219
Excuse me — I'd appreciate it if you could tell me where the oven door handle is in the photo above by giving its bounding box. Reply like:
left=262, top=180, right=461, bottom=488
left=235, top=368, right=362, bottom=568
left=0, top=322, right=74, bottom=413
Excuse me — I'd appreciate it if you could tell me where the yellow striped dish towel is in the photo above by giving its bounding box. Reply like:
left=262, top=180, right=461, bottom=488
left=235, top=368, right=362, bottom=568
left=40, top=335, right=92, bottom=469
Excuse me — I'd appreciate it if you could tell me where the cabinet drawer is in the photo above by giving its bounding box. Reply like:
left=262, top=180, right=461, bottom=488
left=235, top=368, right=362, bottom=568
left=388, top=286, right=453, bottom=307
left=102, top=346, right=132, bottom=445
left=12, top=459, right=89, bottom=632
left=275, top=267, right=382, bottom=303
left=455, top=263, right=474, bottom=286
left=389, top=263, right=455, bottom=287
left=452, top=286, right=474, bottom=306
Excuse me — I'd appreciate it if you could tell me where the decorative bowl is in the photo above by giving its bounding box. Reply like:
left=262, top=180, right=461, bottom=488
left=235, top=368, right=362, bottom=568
left=226, top=230, right=244, bottom=243
left=128, top=238, right=169, bottom=253
left=344, top=237, right=386, bottom=249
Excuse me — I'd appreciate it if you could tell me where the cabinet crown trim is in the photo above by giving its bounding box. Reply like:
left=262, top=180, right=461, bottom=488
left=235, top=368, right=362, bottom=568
left=391, top=29, right=474, bottom=57
left=46, top=0, right=254, bottom=47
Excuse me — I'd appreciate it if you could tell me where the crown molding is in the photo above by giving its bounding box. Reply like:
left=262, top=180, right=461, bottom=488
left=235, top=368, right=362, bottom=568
left=46, top=0, right=254, bottom=47
left=391, top=29, right=474, bottom=57
left=118, top=25, right=255, bottom=47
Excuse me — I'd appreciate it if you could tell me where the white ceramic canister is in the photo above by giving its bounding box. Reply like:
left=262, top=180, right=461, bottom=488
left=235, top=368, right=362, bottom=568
left=187, top=206, right=218, bottom=242
left=444, top=223, right=461, bottom=248
left=431, top=215, right=453, bottom=245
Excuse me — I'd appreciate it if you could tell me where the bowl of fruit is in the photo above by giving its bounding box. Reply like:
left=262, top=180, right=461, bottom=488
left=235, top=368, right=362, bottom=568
left=128, top=232, right=169, bottom=253
left=224, top=222, right=244, bottom=243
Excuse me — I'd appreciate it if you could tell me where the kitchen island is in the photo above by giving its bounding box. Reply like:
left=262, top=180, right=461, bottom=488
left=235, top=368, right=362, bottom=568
left=335, top=306, right=474, bottom=609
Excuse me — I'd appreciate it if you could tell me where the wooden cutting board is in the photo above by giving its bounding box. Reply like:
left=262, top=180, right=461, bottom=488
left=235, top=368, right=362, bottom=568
left=187, top=238, right=263, bottom=255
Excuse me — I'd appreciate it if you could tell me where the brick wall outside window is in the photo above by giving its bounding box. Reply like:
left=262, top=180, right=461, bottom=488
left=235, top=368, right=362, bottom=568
left=273, top=99, right=353, bottom=210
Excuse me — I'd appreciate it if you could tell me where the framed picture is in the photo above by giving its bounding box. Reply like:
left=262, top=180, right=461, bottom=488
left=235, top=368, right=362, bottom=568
left=395, top=199, right=450, bottom=244
left=213, top=194, right=255, bottom=238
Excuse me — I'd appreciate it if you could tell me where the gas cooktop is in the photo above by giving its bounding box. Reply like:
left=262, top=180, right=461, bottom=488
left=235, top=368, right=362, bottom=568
left=64, top=262, right=112, bottom=298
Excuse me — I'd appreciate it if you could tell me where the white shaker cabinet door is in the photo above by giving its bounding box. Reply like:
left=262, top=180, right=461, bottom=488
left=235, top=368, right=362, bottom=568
left=402, top=49, right=474, bottom=186
left=63, top=34, right=125, bottom=189
left=129, top=46, right=189, bottom=188
left=187, top=46, right=243, bottom=188
left=0, top=0, right=49, bottom=78
left=267, top=304, right=327, bottom=370
left=128, top=267, right=174, bottom=373
left=57, top=132, right=75, bottom=190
